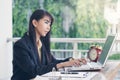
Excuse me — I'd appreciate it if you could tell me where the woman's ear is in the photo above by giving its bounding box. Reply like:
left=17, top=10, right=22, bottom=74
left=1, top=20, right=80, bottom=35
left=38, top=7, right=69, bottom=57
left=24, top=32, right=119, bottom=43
left=32, top=19, right=38, bottom=27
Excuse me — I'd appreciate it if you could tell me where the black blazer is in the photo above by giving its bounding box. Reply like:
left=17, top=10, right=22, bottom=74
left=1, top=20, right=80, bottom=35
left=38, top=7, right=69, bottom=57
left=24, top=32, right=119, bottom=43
left=11, top=33, right=70, bottom=80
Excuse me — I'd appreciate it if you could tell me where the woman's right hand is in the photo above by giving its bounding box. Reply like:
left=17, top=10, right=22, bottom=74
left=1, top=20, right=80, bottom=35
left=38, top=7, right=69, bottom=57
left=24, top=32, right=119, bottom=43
left=65, top=58, right=86, bottom=67
left=56, top=58, right=86, bottom=69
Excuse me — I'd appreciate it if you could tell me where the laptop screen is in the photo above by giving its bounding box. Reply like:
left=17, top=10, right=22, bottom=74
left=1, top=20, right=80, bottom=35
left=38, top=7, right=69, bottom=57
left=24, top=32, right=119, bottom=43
left=98, top=35, right=115, bottom=66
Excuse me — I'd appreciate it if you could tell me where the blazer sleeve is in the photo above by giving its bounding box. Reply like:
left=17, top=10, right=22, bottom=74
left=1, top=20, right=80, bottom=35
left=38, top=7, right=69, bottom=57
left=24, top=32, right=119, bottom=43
left=48, top=54, right=72, bottom=71
left=50, top=54, right=71, bottom=63
left=13, top=42, right=57, bottom=76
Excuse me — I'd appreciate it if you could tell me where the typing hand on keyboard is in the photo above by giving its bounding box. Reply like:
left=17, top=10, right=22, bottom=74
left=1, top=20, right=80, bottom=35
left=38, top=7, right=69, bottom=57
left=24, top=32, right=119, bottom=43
left=78, top=58, right=87, bottom=66
left=72, top=62, right=91, bottom=70
left=69, top=58, right=87, bottom=67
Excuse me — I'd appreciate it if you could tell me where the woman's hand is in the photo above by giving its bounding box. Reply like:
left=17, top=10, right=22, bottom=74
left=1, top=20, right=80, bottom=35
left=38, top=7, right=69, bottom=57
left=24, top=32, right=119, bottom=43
left=56, top=58, right=87, bottom=69
left=78, top=58, right=87, bottom=65
left=68, top=58, right=87, bottom=67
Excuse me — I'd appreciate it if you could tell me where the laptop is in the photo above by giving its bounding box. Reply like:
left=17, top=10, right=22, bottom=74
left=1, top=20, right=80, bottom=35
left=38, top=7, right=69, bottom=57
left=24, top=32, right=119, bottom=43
left=70, top=34, right=116, bottom=72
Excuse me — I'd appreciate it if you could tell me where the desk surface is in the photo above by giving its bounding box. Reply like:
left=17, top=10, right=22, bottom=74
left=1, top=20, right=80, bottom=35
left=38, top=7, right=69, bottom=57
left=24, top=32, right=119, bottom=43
left=93, top=60, right=120, bottom=80
left=34, top=60, right=120, bottom=80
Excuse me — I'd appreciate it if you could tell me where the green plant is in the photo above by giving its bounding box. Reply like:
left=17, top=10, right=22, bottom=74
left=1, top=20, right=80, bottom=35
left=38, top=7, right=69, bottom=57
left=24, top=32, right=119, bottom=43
left=108, top=53, right=120, bottom=60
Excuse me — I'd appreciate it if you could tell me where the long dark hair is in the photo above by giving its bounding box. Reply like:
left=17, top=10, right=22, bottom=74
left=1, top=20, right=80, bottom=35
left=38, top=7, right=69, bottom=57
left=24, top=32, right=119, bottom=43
left=28, top=9, right=54, bottom=61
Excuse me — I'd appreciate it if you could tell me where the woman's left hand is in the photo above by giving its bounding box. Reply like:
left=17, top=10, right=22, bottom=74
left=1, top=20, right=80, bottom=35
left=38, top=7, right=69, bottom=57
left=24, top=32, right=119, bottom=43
left=69, top=58, right=87, bottom=67
left=56, top=58, right=87, bottom=69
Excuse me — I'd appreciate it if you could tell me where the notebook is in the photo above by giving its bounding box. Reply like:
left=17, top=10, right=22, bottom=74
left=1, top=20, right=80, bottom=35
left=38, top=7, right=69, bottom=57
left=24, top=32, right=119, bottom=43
left=70, top=34, right=116, bottom=72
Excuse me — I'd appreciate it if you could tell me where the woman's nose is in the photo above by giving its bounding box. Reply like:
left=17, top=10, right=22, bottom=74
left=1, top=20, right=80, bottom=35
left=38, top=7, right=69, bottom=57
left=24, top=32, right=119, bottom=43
left=47, top=25, right=50, bottom=31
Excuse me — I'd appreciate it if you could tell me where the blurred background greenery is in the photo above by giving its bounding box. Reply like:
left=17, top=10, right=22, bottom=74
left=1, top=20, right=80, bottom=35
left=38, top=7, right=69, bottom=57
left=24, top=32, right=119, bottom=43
left=12, top=0, right=119, bottom=60
left=12, top=0, right=109, bottom=38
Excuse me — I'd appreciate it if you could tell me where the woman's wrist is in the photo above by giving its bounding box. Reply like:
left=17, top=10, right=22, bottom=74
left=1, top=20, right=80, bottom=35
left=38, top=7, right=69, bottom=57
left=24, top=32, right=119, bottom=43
left=56, top=62, right=64, bottom=69
left=56, top=57, right=74, bottom=69
left=69, top=57, right=74, bottom=61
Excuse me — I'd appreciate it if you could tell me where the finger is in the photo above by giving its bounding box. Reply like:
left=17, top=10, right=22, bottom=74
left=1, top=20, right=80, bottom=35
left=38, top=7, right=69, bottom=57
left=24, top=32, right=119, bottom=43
left=83, top=59, right=87, bottom=64
left=80, top=58, right=87, bottom=64
left=73, top=62, right=80, bottom=67
left=70, top=60, right=78, bottom=66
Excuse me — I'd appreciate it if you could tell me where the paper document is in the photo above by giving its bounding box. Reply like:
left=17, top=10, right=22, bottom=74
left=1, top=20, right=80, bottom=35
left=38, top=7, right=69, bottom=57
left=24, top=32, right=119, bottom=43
left=42, top=72, right=89, bottom=78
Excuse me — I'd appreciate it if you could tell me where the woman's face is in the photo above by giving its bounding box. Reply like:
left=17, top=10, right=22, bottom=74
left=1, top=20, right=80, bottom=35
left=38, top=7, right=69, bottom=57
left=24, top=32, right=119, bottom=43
left=33, top=16, right=51, bottom=37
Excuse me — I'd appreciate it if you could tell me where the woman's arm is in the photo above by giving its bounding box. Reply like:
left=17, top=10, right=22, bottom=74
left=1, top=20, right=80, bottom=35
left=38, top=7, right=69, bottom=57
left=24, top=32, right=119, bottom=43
left=50, top=54, right=86, bottom=69
left=50, top=53, right=72, bottom=63
left=13, top=44, right=57, bottom=76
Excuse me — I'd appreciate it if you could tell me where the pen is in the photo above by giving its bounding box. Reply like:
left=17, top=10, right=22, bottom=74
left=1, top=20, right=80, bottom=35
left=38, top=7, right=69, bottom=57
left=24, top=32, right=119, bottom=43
left=61, top=72, right=78, bottom=74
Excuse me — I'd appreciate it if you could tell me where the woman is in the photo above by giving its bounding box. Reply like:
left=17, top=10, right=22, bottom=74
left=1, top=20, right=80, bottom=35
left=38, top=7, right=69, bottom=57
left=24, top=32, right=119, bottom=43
left=11, top=9, right=86, bottom=80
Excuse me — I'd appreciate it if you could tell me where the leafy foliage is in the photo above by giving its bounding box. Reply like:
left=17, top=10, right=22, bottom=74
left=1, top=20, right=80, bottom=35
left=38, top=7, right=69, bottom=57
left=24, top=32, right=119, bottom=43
left=109, top=53, right=120, bottom=60
left=13, top=0, right=108, bottom=37
left=13, top=0, right=40, bottom=37
left=13, top=0, right=109, bottom=50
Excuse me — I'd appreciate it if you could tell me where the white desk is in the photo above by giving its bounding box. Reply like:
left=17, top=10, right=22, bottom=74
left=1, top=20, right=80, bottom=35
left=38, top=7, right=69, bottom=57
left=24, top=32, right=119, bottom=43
left=34, top=61, right=120, bottom=80
left=34, top=72, right=98, bottom=80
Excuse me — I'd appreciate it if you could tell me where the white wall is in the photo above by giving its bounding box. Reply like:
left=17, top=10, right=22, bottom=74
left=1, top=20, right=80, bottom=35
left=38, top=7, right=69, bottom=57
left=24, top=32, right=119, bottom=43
left=0, top=0, right=12, bottom=79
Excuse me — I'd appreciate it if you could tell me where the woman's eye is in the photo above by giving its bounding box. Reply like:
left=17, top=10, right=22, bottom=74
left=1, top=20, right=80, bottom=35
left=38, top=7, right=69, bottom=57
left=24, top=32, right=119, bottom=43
left=45, top=21, right=49, bottom=24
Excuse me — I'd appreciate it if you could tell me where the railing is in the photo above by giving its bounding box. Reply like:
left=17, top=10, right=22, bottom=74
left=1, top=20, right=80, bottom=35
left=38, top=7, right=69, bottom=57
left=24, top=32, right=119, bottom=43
left=51, top=38, right=120, bottom=59
left=7, top=37, right=120, bottom=59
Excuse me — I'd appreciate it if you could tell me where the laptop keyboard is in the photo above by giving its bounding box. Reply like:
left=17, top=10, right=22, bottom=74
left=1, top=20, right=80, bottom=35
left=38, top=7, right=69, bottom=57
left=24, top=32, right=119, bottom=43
left=72, top=63, right=91, bottom=70
left=88, top=62, right=101, bottom=68
left=71, top=62, right=101, bottom=70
